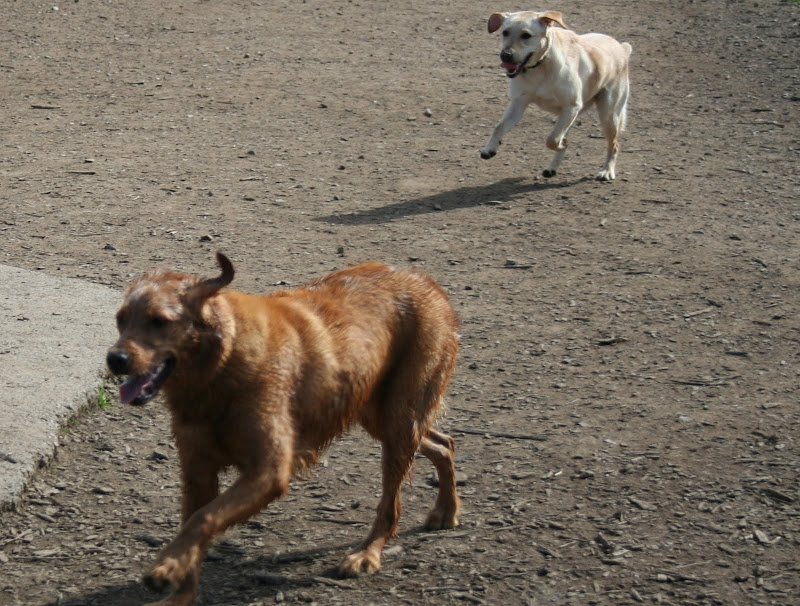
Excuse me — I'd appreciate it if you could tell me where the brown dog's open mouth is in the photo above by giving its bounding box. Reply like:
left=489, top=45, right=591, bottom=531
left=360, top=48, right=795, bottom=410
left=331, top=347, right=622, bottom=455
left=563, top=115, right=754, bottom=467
left=501, top=52, right=534, bottom=78
left=119, top=357, right=176, bottom=405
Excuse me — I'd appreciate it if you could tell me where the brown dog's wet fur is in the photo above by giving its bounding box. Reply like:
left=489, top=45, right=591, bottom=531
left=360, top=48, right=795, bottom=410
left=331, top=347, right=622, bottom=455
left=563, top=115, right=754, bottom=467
left=107, top=253, right=461, bottom=606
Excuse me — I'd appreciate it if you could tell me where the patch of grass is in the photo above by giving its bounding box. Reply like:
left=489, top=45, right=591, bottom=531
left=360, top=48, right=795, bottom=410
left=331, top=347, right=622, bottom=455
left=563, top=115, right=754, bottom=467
left=59, top=414, right=83, bottom=435
left=57, top=380, right=115, bottom=436
left=97, top=383, right=113, bottom=410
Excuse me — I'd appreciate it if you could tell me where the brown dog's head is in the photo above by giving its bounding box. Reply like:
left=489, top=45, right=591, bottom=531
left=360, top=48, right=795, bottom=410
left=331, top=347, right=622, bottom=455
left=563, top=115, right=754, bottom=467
left=106, top=252, right=234, bottom=405
left=487, top=11, right=567, bottom=78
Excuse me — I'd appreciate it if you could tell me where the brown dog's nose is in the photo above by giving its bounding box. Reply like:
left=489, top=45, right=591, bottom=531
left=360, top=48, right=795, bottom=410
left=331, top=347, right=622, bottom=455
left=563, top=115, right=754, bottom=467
left=106, top=350, right=131, bottom=375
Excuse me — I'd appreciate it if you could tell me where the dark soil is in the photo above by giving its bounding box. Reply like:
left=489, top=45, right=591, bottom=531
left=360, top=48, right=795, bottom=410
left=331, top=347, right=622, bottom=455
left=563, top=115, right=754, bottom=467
left=1, top=1, right=799, bottom=604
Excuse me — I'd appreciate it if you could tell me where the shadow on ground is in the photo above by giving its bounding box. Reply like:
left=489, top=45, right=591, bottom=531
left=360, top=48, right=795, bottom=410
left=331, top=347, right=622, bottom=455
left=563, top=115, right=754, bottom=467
left=56, top=527, right=435, bottom=606
left=317, top=176, right=586, bottom=225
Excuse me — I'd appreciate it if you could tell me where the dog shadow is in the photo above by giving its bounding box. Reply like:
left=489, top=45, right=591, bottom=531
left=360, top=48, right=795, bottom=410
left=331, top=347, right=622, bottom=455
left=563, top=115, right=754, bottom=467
left=55, top=526, right=437, bottom=606
left=316, top=176, right=588, bottom=225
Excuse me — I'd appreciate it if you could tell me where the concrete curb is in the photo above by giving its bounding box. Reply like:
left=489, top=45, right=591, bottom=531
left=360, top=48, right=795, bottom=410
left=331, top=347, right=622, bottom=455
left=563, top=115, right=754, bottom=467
left=0, top=265, right=118, bottom=509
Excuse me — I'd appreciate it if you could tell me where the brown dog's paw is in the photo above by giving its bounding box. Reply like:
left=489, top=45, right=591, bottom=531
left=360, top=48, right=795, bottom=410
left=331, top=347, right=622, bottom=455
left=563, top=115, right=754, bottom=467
left=143, top=557, right=199, bottom=606
left=144, top=558, right=179, bottom=592
left=424, top=506, right=459, bottom=531
left=143, top=597, right=193, bottom=606
left=338, top=549, right=382, bottom=578
left=143, top=593, right=196, bottom=606
left=144, top=542, right=203, bottom=590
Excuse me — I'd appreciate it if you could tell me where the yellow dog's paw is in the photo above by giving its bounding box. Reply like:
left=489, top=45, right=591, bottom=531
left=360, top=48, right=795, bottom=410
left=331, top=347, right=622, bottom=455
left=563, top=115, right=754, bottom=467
left=545, top=136, right=567, bottom=152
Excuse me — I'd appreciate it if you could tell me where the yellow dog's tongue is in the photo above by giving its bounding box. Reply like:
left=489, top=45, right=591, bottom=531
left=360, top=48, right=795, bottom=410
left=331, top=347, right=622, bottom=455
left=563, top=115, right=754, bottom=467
left=501, top=61, right=519, bottom=71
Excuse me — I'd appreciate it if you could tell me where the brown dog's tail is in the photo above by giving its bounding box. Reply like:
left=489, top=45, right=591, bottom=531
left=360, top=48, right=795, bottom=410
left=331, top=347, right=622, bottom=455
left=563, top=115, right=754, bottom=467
left=191, top=252, right=235, bottom=301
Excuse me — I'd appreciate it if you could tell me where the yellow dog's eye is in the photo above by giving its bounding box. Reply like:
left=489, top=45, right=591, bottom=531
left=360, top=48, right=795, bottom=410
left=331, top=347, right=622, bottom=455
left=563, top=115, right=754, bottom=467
left=521, top=32, right=532, bottom=40
left=502, top=30, right=509, bottom=37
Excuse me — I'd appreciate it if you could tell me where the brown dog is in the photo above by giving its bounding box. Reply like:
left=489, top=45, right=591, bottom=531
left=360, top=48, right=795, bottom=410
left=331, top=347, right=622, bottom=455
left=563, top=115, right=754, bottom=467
left=106, top=253, right=461, bottom=606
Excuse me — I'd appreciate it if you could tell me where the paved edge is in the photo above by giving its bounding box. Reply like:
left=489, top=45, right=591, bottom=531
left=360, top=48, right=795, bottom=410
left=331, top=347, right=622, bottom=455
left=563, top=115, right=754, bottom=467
left=0, top=265, right=119, bottom=509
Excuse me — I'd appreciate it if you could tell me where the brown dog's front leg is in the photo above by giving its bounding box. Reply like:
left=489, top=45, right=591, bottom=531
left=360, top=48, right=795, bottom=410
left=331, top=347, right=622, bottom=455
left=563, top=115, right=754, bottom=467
left=144, top=468, right=289, bottom=605
left=178, top=454, right=221, bottom=524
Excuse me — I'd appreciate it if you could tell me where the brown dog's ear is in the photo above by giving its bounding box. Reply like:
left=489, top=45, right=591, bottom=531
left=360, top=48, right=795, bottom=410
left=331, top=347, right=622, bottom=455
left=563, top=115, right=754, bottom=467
left=190, top=252, right=235, bottom=302
left=488, top=13, right=506, bottom=34
left=539, top=11, right=567, bottom=30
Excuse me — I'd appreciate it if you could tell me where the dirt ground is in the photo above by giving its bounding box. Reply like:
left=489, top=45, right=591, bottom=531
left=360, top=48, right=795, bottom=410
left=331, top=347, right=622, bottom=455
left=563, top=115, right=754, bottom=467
left=2, top=0, right=799, bottom=604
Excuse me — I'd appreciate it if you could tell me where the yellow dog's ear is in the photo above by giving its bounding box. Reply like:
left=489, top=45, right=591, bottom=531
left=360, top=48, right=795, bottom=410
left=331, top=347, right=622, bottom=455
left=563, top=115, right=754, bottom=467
left=488, top=13, right=506, bottom=34
left=539, top=11, right=568, bottom=30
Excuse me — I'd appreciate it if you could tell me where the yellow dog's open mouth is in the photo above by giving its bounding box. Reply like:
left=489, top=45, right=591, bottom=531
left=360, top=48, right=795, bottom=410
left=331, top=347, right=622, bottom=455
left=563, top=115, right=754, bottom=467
left=119, top=357, right=175, bottom=405
left=501, top=52, right=535, bottom=78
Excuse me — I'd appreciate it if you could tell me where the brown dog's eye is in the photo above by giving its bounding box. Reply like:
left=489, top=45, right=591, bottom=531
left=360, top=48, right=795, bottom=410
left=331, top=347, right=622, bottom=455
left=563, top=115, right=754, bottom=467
left=149, top=315, right=170, bottom=329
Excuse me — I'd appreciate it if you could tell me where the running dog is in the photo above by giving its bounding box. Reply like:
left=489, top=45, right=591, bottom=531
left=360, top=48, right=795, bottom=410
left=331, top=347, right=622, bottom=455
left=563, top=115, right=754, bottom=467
left=106, top=253, right=461, bottom=606
left=480, top=10, right=632, bottom=181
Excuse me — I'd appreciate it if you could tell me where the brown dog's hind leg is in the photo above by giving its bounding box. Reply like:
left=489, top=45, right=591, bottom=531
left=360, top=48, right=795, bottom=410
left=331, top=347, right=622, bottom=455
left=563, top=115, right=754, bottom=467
left=342, top=304, right=459, bottom=577
left=419, top=428, right=461, bottom=530
left=338, top=435, right=417, bottom=577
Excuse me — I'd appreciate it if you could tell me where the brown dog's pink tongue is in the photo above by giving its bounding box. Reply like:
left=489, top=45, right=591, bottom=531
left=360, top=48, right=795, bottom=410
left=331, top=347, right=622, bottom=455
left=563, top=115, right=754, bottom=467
left=119, top=376, right=147, bottom=404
